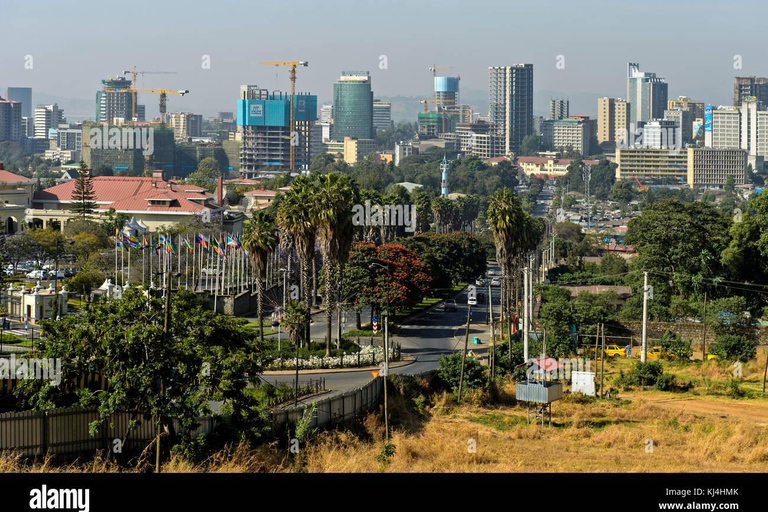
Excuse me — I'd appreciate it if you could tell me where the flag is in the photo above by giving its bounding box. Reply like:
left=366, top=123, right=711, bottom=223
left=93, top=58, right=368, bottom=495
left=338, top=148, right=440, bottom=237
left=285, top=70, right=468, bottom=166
left=166, top=236, right=177, bottom=255
left=227, top=235, right=238, bottom=248
left=142, top=235, right=148, bottom=247
left=115, top=235, right=125, bottom=248
left=126, top=236, right=140, bottom=249
left=181, top=236, right=194, bottom=252
left=195, top=233, right=210, bottom=250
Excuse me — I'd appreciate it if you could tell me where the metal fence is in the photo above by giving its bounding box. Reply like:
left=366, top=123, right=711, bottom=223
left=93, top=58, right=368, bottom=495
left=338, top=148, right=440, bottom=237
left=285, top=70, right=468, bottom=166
left=0, top=371, right=433, bottom=457
left=0, top=406, right=217, bottom=458
left=269, top=376, right=384, bottom=429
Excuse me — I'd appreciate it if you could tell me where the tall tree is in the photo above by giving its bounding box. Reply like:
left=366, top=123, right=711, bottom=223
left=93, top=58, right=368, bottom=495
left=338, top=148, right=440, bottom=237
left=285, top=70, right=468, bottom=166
left=315, top=172, right=359, bottom=356
left=69, top=163, right=97, bottom=218
left=277, top=176, right=318, bottom=346
left=242, top=210, right=279, bottom=343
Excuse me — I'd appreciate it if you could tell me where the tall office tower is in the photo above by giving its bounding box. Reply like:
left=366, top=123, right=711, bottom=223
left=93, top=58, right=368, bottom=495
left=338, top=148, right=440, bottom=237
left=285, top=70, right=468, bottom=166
left=135, top=105, right=146, bottom=122
left=550, top=98, right=569, bottom=120
left=435, top=76, right=460, bottom=107
left=168, top=112, right=203, bottom=139
left=320, top=103, right=333, bottom=124
left=373, top=100, right=393, bottom=131
left=34, top=104, right=65, bottom=139
left=668, top=96, right=705, bottom=120
left=331, top=72, right=374, bottom=140
left=6, top=87, right=32, bottom=118
left=734, top=77, right=768, bottom=107
left=627, top=62, right=668, bottom=128
left=237, top=85, right=317, bottom=175
left=96, top=76, right=135, bottom=123
left=0, top=98, right=22, bottom=141
left=489, top=64, right=534, bottom=156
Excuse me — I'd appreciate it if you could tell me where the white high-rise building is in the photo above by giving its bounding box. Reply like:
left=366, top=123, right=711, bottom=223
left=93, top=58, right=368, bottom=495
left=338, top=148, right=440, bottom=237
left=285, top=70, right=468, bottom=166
left=34, top=104, right=65, bottom=139
left=373, top=100, right=392, bottom=131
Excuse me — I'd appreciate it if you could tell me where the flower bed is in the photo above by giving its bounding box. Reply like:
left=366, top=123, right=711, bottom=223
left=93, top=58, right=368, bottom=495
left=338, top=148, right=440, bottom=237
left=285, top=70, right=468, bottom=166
left=265, top=345, right=398, bottom=371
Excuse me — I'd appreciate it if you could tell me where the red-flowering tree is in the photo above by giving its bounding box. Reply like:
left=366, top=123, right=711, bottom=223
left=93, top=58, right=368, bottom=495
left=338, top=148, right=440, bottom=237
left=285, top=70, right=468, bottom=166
left=366, top=243, right=430, bottom=315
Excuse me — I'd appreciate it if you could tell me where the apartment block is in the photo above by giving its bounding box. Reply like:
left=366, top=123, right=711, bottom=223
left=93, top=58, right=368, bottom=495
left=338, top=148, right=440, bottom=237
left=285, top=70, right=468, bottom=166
left=489, top=64, right=533, bottom=156
left=597, top=97, right=628, bottom=146
left=686, top=147, right=747, bottom=188
left=614, top=147, right=688, bottom=182
left=541, top=117, right=593, bottom=156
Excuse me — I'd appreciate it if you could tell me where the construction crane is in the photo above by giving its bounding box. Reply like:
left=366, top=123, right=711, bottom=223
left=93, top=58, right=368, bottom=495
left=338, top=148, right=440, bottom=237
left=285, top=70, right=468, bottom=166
left=133, top=88, right=189, bottom=124
left=123, top=67, right=177, bottom=120
left=428, top=64, right=454, bottom=102
left=260, top=61, right=309, bottom=172
left=632, top=175, right=649, bottom=192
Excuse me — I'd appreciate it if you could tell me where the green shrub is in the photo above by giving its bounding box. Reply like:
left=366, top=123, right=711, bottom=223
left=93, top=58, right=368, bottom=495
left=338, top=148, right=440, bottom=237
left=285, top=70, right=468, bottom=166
left=709, top=335, right=757, bottom=362
left=437, top=352, right=486, bottom=394
left=617, top=361, right=663, bottom=387
left=658, top=330, right=693, bottom=361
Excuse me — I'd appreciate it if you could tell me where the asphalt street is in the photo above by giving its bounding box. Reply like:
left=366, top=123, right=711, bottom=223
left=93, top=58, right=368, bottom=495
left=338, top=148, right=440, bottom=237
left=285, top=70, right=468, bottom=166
left=264, top=262, right=503, bottom=400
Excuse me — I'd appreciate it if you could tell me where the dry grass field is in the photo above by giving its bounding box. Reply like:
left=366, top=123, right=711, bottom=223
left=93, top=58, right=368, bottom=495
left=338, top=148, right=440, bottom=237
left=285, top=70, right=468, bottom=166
left=2, top=350, right=768, bottom=473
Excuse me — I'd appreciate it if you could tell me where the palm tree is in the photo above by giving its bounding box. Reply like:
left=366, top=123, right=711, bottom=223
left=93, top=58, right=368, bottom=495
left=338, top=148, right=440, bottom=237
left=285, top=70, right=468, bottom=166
left=487, top=188, right=526, bottom=328
left=316, top=172, right=359, bottom=356
left=282, top=300, right=309, bottom=348
left=487, top=188, right=545, bottom=338
left=242, top=210, right=278, bottom=343
left=277, top=176, right=318, bottom=347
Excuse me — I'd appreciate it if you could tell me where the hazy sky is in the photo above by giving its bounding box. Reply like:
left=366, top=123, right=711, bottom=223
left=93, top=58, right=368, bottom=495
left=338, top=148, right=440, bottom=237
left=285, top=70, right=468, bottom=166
left=1, top=0, right=765, bottom=119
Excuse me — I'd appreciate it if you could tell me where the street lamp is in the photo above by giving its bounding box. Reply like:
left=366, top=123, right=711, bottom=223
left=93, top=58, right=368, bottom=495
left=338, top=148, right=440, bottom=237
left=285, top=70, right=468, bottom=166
left=369, top=261, right=391, bottom=442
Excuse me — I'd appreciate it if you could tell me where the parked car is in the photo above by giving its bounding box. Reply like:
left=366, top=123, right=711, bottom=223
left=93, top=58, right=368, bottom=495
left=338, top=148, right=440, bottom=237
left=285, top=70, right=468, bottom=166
left=490, top=277, right=501, bottom=287
left=26, top=269, right=48, bottom=280
left=604, top=344, right=627, bottom=358
left=201, top=267, right=222, bottom=276
left=475, top=278, right=486, bottom=286
left=443, top=299, right=457, bottom=312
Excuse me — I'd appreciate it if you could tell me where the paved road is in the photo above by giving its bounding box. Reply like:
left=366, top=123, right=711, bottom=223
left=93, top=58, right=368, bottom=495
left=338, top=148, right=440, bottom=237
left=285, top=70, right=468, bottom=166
left=264, top=262, right=503, bottom=400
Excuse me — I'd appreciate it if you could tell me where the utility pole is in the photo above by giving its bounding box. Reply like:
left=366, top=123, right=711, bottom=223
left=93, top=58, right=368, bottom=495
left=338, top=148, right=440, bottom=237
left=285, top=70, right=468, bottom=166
left=458, top=305, right=472, bottom=401
left=523, top=265, right=529, bottom=362
left=641, top=271, right=649, bottom=363
left=702, top=291, right=708, bottom=360
left=383, top=300, right=389, bottom=440
left=489, top=281, right=495, bottom=379
left=600, top=323, right=606, bottom=398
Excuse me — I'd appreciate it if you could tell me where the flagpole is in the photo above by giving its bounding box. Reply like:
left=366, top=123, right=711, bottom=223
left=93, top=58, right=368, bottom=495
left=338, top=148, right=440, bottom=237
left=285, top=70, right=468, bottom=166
left=127, top=243, right=131, bottom=285
left=114, top=231, right=118, bottom=295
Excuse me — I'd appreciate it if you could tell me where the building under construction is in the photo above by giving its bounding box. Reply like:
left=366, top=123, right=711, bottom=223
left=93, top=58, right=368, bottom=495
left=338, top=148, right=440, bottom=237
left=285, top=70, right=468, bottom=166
left=237, top=85, right=317, bottom=176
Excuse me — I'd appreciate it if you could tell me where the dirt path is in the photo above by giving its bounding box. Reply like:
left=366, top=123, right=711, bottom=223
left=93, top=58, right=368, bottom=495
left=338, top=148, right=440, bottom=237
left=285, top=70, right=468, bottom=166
left=622, top=392, right=768, bottom=426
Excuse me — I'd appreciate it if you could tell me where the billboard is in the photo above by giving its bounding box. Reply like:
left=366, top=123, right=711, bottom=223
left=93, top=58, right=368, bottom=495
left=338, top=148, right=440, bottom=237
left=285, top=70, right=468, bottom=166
left=705, top=105, right=712, bottom=133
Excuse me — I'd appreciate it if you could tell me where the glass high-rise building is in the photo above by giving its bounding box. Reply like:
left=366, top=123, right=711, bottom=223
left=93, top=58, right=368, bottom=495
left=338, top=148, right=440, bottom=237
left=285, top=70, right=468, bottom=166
left=6, top=87, right=32, bottom=118
left=489, top=64, right=533, bottom=156
left=627, top=63, right=668, bottom=129
left=331, top=72, right=374, bottom=141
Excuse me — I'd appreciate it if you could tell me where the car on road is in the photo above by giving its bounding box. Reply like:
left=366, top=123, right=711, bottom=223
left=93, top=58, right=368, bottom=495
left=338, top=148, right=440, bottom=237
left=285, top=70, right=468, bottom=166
left=468, top=297, right=477, bottom=306
left=26, top=269, right=48, bottom=280
left=477, top=292, right=486, bottom=303
left=490, top=277, right=501, bottom=287
left=443, top=299, right=457, bottom=312
left=475, top=278, right=486, bottom=286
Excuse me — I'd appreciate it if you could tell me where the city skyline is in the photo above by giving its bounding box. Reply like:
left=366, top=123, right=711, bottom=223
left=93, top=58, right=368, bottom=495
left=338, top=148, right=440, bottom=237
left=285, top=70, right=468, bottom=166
left=1, top=0, right=765, bottom=120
